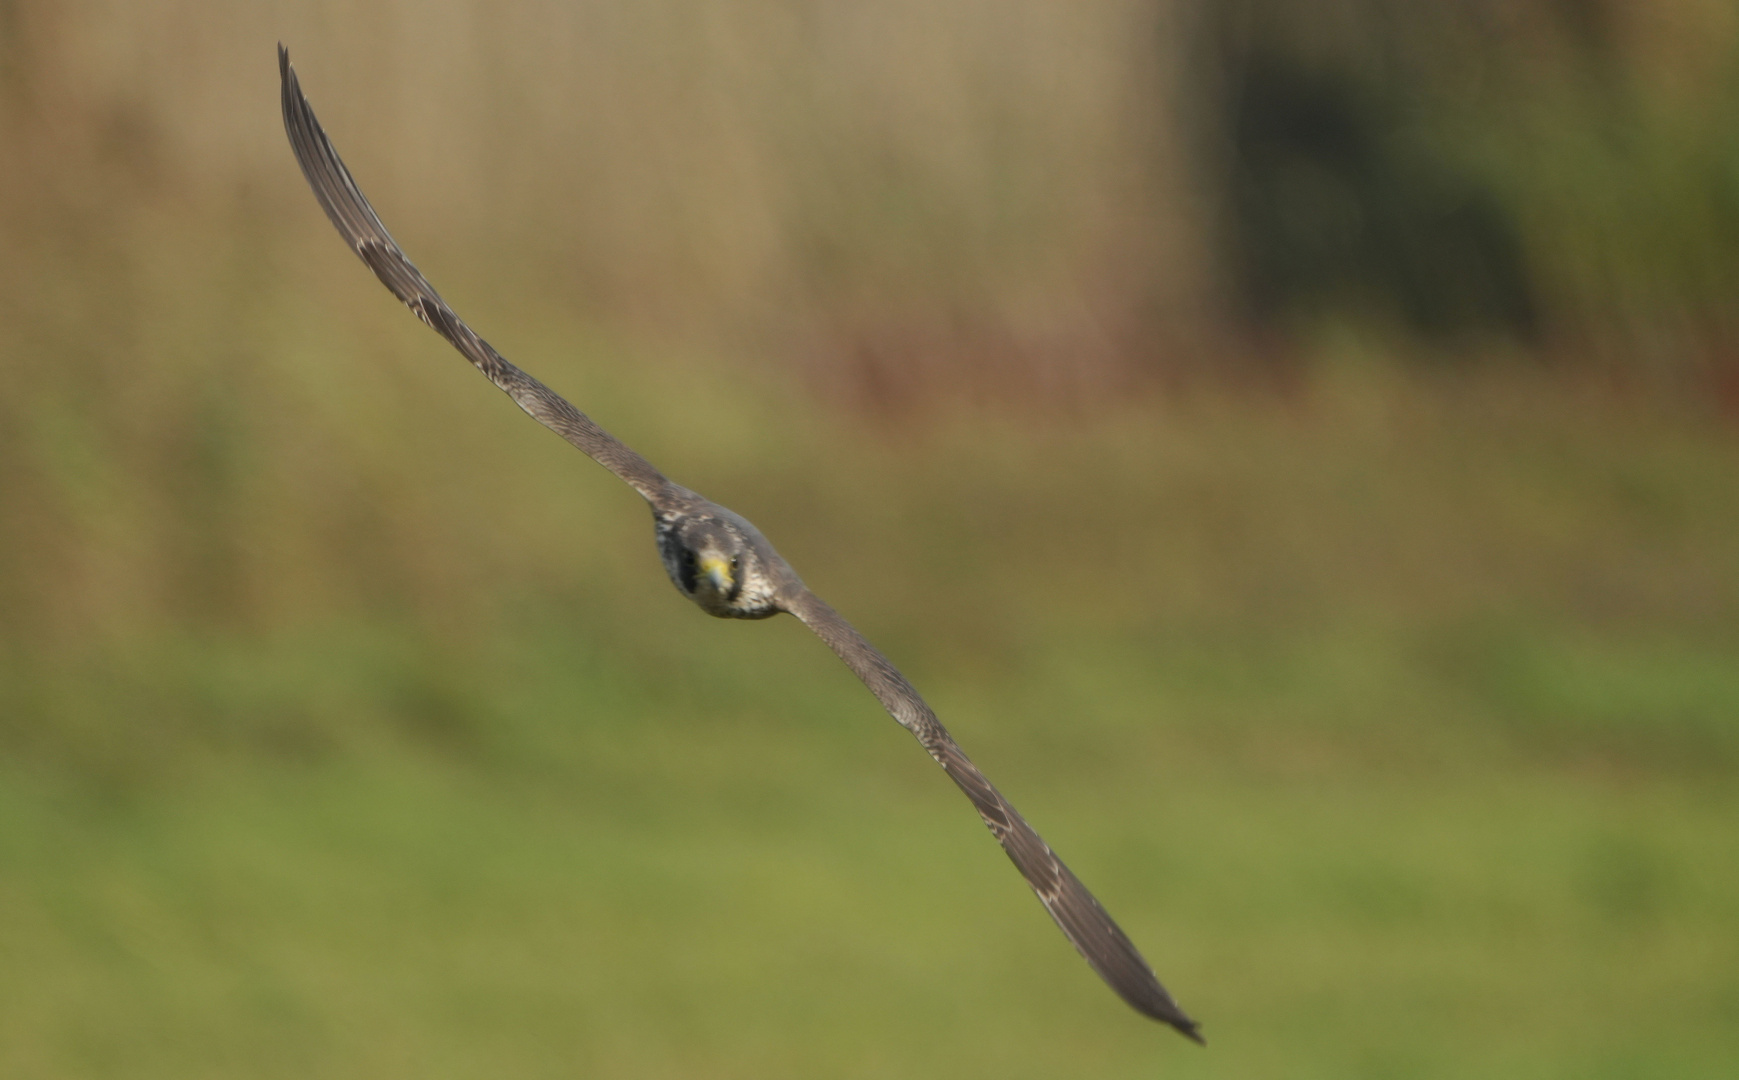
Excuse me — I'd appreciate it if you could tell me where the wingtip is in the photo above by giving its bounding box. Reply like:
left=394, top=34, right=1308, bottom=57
left=1152, top=1002, right=1204, bottom=1045
left=1137, top=991, right=1203, bottom=1044
left=1118, top=966, right=1203, bottom=1044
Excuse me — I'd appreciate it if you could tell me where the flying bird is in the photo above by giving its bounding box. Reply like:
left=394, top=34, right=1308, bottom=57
left=278, top=45, right=1200, bottom=1044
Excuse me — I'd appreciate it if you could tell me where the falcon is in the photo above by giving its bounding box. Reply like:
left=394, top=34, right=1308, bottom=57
left=278, top=45, right=1201, bottom=1043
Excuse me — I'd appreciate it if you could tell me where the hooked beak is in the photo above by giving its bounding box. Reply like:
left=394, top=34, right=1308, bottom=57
left=698, top=554, right=733, bottom=594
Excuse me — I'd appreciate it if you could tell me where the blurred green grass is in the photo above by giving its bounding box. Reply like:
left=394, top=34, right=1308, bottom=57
left=2, top=615, right=1736, bottom=1078
left=3, top=308, right=1737, bottom=1075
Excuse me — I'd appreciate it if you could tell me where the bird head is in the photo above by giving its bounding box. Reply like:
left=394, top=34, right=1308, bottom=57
left=659, top=512, right=782, bottom=620
left=682, top=530, right=740, bottom=605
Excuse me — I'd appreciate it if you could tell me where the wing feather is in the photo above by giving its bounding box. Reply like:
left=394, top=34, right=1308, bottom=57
left=277, top=46, right=671, bottom=504
left=782, top=588, right=1203, bottom=1042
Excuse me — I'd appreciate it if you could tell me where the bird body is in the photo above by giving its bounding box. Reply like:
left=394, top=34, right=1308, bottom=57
left=279, top=45, right=1201, bottom=1044
left=654, top=492, right=790, bottom=619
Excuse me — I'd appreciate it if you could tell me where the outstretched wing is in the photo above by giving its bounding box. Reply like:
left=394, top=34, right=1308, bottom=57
left=277, top=46, right=671, bottom=504
left=781, top=588, right=1203, bottom=1043
left=281, top=44, right=1198, bottom=1042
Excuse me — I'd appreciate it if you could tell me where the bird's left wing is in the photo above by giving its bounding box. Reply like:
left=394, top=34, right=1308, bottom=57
left=278, top=46, right=671, bottom=504
left=780, top=587, right=1202, bottom=1042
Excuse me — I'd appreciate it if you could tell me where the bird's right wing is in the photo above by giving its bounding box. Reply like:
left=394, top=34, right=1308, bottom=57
left=781, top=588, right=1202, bottom=1042
left=278, top=46, right=671, bottom=504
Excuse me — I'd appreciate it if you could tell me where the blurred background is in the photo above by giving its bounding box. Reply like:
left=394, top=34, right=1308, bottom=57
left=2, top=1, right=1736, bottom=1077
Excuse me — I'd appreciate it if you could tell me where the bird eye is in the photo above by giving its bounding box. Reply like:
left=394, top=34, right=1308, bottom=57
left=730, top=556, right=740, bottom=571
left=676, top=547, right=698, bottom=593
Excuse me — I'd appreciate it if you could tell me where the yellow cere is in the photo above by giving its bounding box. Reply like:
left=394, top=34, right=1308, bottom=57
left=698, top=554, right=733, bottom=590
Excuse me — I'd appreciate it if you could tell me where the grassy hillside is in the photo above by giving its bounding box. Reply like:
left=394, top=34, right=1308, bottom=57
left=3, top=315, right=1736, bottom=1076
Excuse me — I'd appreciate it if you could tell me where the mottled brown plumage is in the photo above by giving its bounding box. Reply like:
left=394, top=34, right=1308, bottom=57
left=279, top=45, right=1201, bottom=1043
